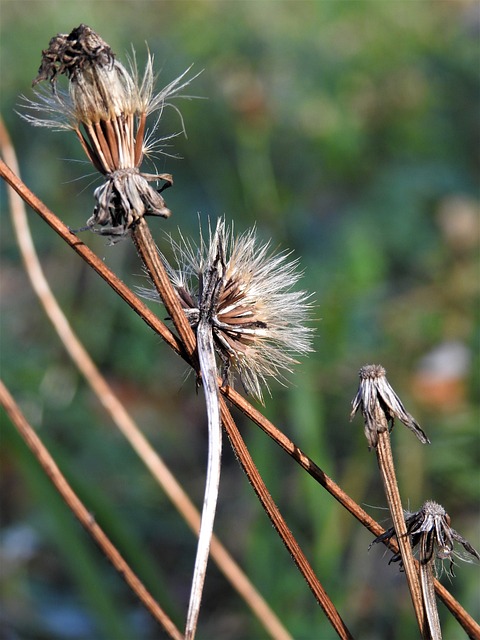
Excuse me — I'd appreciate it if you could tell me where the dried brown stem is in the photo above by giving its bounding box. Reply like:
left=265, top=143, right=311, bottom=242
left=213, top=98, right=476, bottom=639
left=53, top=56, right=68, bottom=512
left=0, top=158, right=477, bottom=638
left=220, top=397, right=354, bottom=640
left=0, top=158, right=185, bottom=359
left=129, top=195, right=353, bottom=638
left=0, top=380, right=184, bottom=640
left=376, top=429, right=427, bottom=638
left=131, top=218, right=197, bottom=363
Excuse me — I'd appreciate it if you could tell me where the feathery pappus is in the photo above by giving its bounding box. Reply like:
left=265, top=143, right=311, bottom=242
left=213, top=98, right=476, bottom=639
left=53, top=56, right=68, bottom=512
left=143, top=218, right=314, bottom=403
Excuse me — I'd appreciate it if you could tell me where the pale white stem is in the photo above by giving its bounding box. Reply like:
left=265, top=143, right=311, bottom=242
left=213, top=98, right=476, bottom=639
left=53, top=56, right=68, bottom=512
left=421, top=561, right=442, bottom=640
left=185, top=319, right=223, bottom=640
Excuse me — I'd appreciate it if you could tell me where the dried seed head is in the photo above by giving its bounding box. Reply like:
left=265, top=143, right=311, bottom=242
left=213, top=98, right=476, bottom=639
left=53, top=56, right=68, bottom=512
left=350, top=364, right=430, bottom=449
left=144, top=218, right=314, bottom=403
left=23, top=24, right=197, bottom=237
left=371, top=500, right=480, bottom=575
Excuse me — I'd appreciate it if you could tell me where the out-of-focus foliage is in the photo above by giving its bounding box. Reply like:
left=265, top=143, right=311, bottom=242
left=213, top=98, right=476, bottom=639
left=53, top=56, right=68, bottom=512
left=1, top=2, right=479, bottom=639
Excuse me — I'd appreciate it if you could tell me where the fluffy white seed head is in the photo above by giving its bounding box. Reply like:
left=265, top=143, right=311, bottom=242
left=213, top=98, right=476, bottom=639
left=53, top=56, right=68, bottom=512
left=147, top=218, right=314, bottom=403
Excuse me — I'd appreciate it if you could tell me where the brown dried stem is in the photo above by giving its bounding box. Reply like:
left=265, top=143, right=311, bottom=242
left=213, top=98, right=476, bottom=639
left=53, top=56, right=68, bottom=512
left=0, top=380, right=184, bottom=640
left=129, top=180, right=353, bottom=638
left=376, top=429, right=427, bottom=638
left=131, top=217, right=197, bottom=364
left=220, top=397, right=354, bottom=640
left=0, top=157, right=477, bottom=638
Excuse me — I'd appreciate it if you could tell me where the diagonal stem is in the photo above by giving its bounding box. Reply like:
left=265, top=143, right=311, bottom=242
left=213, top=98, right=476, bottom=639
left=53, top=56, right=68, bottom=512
left=0, top=380, right=184, bottom=640
left=220, top=397, right=354, bottom=640
left=131, top=217, right=197, bottom=363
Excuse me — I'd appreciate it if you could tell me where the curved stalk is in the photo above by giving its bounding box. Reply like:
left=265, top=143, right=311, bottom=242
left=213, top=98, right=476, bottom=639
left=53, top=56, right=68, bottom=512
left=185, top=319, right=222, bottom=640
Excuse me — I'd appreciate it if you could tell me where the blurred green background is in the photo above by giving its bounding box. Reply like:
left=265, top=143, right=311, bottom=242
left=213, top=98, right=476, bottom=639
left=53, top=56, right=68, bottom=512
left=1, top=1, right=479, bottom=639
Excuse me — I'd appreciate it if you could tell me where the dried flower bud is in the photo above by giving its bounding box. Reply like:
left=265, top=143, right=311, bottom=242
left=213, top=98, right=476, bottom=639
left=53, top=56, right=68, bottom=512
left=350, top=364, right=430, bottom=448
left=23, top=24, right=197, bottom=237
left=143, top=218, right=314, bottom=403
left=371, top=500, right=480, bottom=575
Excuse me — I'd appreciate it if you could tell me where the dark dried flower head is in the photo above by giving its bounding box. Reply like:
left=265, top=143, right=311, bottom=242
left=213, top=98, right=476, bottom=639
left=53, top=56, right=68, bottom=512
left=144, top=218, right=314, bottom=403
left=371, top=500, right=480, bottom=575
left=350, top=364, right=430, bottom=448
left=22, top=24, right=197, bottom=237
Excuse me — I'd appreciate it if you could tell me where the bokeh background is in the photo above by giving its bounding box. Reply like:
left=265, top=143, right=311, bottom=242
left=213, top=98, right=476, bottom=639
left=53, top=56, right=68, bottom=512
left=1, top=1, right=479, bottom=639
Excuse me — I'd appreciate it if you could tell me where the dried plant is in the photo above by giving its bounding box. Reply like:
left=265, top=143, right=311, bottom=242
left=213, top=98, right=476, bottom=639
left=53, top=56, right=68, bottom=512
left=144, top=218, right=314, bottom=403
left=350, top=364, right=430, bottom=449
left=372, top=500, right=480, bottom=574
left=2, top=20, right=479, bottom=640
left=371, top=500, right=480, bottom=640
left=22, top=23, right=196, bottom=237
left=142, top=218, right=313, bottom=638
left=351, top=364, right=430, bottom=637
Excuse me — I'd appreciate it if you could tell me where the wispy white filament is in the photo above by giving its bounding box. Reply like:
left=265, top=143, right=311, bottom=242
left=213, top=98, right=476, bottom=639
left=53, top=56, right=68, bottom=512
left=21, top=52, right=198, bottom=142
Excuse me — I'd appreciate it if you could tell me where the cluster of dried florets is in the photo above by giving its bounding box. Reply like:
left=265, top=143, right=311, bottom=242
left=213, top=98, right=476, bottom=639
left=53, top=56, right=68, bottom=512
left=350, top=364, right=430, bottom=449
left=372, top=500, right=480, bottom=575
left=23, top=24, right=195, bottom=236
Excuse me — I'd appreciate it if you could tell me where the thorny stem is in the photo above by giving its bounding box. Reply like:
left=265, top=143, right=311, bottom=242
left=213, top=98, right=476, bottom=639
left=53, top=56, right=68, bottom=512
left=376, top=426, right=427, bottom=638
left=0, top=159, right=477, bottom=638
left=0, top=380, right=184, bottom=640
left=185, top=321, right=223, bottom=640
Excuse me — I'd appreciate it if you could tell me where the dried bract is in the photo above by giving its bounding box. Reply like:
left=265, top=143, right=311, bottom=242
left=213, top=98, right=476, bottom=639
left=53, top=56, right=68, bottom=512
left=23, top=24, right=196, bottom=237
left=144, top=218, right=314, bottom=403
left=350, top=364, right=430, bottom=448
left=371, top=500, right=480, bottom=575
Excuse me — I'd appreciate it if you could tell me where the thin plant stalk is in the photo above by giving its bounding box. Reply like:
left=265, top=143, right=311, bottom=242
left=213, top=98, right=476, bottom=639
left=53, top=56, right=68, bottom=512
left=0, top=380, right=184, bottom=640
left=0, top=119, right=293, bottom=640
left=421, top=560, right=441, bottom=640
left=185, top=320, right=223, bottom=640
left=1, top=159, right=477, bottom=638
left=220, top=397, right=355, bottom=640
left=350, top=365, right=430, bottom=637
left=376, top=430, right=427, bottom=637
left=131, top=218, right=197, bottom=362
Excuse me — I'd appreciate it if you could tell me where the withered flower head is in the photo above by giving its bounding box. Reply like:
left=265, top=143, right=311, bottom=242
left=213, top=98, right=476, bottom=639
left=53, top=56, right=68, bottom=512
left=371, top=500, right=480, bottom=575
left=144, top=218, right=314, bottom=403
left=22, top=24, right=197, bottom=237
left=350, top=364, right=430, bottom=449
